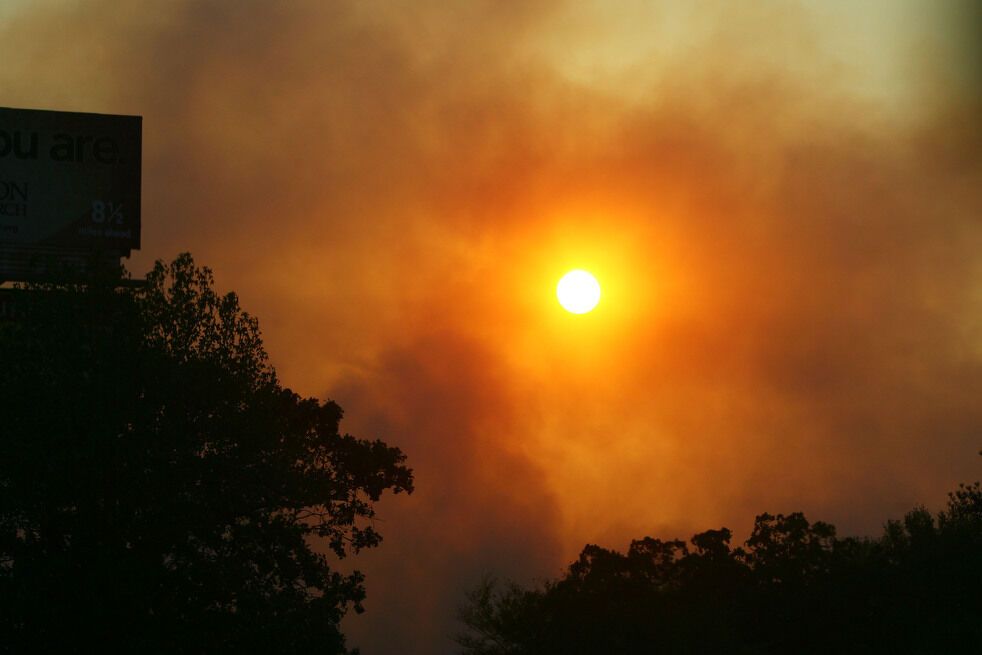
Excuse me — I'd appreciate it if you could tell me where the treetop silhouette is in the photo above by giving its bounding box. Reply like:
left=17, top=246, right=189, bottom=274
left=458, top=472, right=982, bottom=654
left=0, top=254, right=412, bottom=654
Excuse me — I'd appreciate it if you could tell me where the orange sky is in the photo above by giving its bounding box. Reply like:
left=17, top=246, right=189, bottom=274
left=2, top=2, right=980, bottom=652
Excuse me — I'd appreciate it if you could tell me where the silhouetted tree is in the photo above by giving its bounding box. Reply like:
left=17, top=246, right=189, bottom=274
left=457, top=469, right=982, bottom=654
left=0, top=255, right=412, bottom=654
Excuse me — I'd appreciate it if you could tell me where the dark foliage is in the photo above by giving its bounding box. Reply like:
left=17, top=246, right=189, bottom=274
left=0, top=255, right=413, bottom=654
left=458, top=479, right=982, bottom=654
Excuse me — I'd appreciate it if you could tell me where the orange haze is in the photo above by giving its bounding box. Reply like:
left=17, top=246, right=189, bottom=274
left=2, top=1, right=980, bottom=652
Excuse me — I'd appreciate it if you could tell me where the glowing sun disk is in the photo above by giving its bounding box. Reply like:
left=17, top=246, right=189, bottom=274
left=557, top=270, right=601, bottom=314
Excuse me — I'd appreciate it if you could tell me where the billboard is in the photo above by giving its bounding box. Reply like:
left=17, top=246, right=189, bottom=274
left=0, top=107, right=141, bottom=270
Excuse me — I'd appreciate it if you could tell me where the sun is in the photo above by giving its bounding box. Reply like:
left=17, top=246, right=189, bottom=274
left=557, top=270, right=601, bottom=314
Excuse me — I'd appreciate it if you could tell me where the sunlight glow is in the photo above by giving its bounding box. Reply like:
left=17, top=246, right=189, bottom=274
left=557, top=270, right=601, bottom=314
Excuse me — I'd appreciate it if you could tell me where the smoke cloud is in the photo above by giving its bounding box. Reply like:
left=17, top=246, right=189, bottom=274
left=2, top=1, right=980, bottom=652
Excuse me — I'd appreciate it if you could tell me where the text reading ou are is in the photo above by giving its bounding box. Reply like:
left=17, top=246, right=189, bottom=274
left=0, top=130, right=121, bottom=164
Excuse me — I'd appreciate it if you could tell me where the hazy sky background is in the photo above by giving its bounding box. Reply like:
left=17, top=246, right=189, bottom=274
left=2, top=1, right=980, bottom=652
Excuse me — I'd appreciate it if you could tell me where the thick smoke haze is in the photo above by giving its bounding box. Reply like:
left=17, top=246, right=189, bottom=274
left=2, top=1, right=980, bottom=652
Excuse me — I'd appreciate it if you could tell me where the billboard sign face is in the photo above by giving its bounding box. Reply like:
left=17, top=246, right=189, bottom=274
left=0, top=107, right=141, bottom=254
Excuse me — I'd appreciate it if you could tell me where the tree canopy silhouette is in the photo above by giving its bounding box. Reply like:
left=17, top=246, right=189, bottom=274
left=458, top=477, right=982, bottom=654
left=0, top=254, right=412, bottom=654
